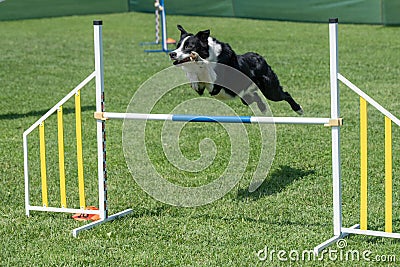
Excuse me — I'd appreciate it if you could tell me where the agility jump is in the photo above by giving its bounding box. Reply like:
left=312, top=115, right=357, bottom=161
left=140, top=0, right=176, bottom=53
left=23, top=21, right=133, bottom=237
left=23, top=19, right=399, bottom=252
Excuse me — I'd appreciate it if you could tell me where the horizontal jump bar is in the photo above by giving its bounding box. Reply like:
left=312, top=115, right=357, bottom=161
left=98, top=112, right=336, bottom=125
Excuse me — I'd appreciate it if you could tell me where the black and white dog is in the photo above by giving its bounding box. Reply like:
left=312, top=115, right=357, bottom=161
left=169, top=25, right=303, bottom=115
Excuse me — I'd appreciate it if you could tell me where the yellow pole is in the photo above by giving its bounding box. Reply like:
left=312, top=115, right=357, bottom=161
left=58, top=107, right=67, bottom=208
left=75, top=90, right=86, bottom=209
left=360, top=97, right=368, bottom=230
left=385, top=116, right=392, bottom=233
left=39, top=122, right=48, bottom=207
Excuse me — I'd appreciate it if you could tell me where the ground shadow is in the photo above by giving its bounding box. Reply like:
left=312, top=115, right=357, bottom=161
left=0, top=105, right=96, bottom=120
left=237, top=165, right=315, bottom=200
left=129, top=205, right=169, bottom=218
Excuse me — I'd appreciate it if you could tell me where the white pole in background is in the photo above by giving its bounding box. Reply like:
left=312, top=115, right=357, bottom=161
left=160, top=0, right=168, bottom=52
left=329, top=18, right=342, bottom=238
left=23, top=133, right=30, bottom=217
left=94, top=20, right=107, bottom=221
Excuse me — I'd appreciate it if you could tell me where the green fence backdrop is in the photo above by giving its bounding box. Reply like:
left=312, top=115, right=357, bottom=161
left=0, top=0, right=128, bottom=21
left=1, top=0, right=398, bottom=24
left=129, top=0, right=400, bottom=25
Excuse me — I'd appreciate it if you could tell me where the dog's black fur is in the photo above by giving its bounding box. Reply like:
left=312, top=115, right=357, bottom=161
left=169, top=25, right=303, bottom=114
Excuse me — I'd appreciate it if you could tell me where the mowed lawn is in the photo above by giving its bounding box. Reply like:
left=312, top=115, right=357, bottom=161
left=1, top=12, right=400, bottom=266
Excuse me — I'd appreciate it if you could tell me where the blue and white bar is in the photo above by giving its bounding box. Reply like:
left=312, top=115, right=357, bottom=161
left=102, top=112, right=331, bottom=125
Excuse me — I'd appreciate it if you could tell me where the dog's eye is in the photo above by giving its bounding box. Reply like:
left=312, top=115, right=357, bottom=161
left=184, top=44, right=194, bottom=50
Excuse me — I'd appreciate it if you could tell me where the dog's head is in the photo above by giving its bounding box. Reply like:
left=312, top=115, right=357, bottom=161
left=169, top=25, right=210, bottom=65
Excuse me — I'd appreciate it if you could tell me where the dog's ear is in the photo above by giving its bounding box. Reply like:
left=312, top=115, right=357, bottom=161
left=177, top=24, right=189, bottom=38
left=195, top=30, right=210, bottom=42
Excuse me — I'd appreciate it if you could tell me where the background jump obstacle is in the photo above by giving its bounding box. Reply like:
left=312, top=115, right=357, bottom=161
left=24, top=19, right=399, bottom=250
left=140, top=0, right=175, bottom=53
left=23, top=20, right=133, bottom=237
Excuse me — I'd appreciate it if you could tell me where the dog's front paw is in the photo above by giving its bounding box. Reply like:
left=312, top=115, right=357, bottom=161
left=210, top=88, right=221, bottom=96
left=190, top=82, right=203, bottom=95
left=196, top=88, right=205, bottom=95
left=191, top=82, right=199, bottom=91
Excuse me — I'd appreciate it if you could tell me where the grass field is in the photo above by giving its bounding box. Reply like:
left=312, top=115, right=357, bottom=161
left=1, top=12, right=400, bottom=266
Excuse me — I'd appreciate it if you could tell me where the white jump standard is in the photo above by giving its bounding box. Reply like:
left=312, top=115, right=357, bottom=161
left=23, top=19, right=400, bottom=252
left=23, top=21, right=133, bottom=237
left=314, top=18, right=400, bottom=254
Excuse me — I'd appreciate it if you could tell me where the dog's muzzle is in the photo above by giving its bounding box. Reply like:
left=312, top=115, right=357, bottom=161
left=169, top=52, right=177, bottom=59
left=169, top=52, right=192, bottom=65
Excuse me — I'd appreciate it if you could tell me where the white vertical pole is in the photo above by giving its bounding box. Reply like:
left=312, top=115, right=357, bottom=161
left=329, top=18, right=342, bottom=237
left=23, top=133, right=30, bottom=217
left=160, top=0, right=168, bottom=52
left=94, top=20, right=107, bottom=220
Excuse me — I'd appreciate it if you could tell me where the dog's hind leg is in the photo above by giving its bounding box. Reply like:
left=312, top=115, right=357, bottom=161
left=266, top=90, right=304, bottom=115
left=259, top=75, right=303, bottom=115
left=240, top=92, right=267, bottom=113
left=281, top=91, right=304, bottom=115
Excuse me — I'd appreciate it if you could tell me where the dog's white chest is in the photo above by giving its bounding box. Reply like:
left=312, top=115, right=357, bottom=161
left=182, top=63, right=213, bottom=82
left=182, top=62, right=234, bottom=101
left=182, top=62, right=217, bottom=92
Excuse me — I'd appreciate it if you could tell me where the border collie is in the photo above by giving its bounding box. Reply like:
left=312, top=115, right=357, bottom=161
left=169, top=25, right=303, bottom=115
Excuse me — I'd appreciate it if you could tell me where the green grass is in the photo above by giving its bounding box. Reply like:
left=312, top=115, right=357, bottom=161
left=1, top=12, right=400, bottom=266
